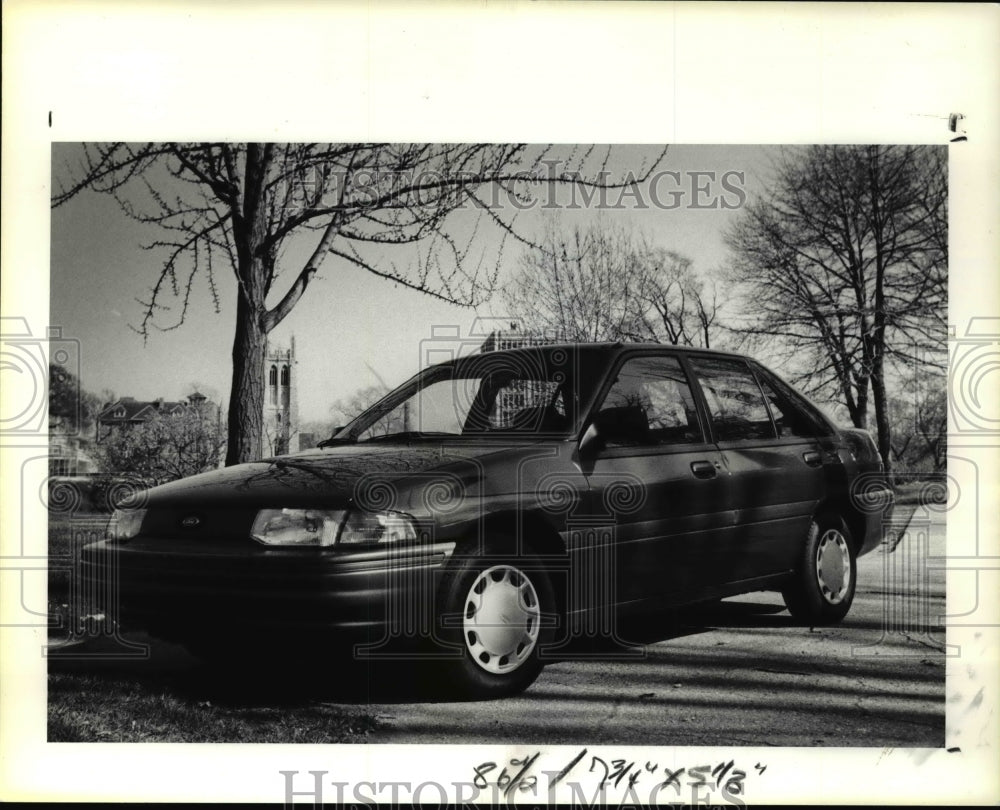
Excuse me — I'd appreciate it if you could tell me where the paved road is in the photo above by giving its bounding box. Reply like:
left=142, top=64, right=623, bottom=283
left=358, top=506, right=946, bottom=746
left=50, top=507, right=945, bottom=747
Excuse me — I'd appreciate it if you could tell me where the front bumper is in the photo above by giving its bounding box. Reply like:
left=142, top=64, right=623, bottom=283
left=80, top=537, right=457, bottom=645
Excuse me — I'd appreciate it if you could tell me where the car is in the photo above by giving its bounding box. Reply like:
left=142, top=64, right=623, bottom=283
left=82, top=342, right=893, bottom=697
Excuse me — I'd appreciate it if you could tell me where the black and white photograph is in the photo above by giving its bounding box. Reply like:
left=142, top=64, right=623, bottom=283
left=2, top=2, right=997, bottom=806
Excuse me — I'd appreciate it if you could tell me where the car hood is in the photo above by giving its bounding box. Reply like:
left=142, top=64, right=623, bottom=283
left=135, top=442, right=531, bottom=509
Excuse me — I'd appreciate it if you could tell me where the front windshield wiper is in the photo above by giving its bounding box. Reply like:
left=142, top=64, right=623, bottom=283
left=358, top=431, right=458, bottom=443
left=317, top=434, right=356, bottom=448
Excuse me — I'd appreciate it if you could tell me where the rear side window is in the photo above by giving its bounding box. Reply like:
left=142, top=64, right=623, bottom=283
left=598, top=355, right=704, bottom=445
left=688, top=356, right=776, bottom=442
left=755, top=374, right=822, bottom=438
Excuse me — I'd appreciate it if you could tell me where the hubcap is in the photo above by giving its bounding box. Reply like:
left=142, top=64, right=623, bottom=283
left=462, top=565, right=540, bottom=675
left=815, top=529, right=852, bottom=604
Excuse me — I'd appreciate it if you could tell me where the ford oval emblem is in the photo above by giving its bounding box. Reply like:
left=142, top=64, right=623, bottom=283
left=181, top=515, right=201, bottom=529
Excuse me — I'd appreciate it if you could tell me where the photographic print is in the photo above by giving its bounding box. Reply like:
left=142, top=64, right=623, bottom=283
left=2, top=2, right=997, bottom=806
left=45, top=141, right=946, bottom=751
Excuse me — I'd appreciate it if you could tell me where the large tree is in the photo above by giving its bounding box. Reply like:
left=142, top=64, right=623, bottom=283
left=725, top=145, right=947, bottom=474
left=53, top=143, right=667, bottom=465
left=503, top=221, right=720, bottom=346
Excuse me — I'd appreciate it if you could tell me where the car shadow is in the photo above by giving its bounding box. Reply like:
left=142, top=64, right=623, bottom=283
left=551, top=596, right=795, bottom=657
left=46, top=597, right=801, bottom=706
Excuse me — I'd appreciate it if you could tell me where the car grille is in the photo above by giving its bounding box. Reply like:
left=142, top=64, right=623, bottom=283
left=140, top=507, right=257, bottom=542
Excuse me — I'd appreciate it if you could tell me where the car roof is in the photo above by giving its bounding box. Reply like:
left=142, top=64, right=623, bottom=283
left=470, top=341, right=750, bottom=361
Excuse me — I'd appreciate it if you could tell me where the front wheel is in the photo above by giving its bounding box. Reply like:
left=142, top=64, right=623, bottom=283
left=436, top=544, right=555, bottom=698
left=782, top=515, right=857, bottom=625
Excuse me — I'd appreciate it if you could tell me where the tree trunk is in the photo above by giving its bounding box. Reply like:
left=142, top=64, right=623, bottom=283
left=853, top=376, right=869, bottom=429
left=225, top=290, right=266, bottom=465
left=224, top=143, right=273, bottom=466
left=871, top=354, right=893, bottom=479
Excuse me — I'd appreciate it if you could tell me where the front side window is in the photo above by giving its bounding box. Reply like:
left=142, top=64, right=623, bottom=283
left=597, top=355, right=703, bottom=446
left=688, top=356, right=775, bottom=442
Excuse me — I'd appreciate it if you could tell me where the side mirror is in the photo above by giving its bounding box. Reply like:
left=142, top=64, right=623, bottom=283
left=577, top=406, right=649, bottom=470
left=577, top=420, right=604, bottom=463
left=593, top=406, right=649, bottom=444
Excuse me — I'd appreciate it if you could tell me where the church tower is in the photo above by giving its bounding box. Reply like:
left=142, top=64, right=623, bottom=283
left=263, top=336, right=299, bottom=455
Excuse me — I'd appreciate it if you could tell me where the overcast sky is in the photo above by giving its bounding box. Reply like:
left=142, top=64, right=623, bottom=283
left=50, top=144, right=776, bottom=425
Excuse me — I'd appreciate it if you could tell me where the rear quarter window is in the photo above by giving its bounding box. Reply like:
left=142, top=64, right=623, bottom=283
left=752, top=365, right=836, bottom=438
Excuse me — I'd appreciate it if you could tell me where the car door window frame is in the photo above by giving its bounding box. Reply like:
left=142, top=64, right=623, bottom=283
left=585, top=350, right=712, bottom=459
left=681, top=353, right=784, bottom=447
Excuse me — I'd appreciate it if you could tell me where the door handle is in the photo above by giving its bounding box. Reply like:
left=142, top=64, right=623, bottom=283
left=802, top=450, right=823, bottom=467
left=690, top=460, right=718, bottom=479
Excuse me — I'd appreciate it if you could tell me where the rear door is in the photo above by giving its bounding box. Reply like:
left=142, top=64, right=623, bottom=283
left=582, top=351, right=730, bottom=608
left=684, top=355, right=829, bottom=584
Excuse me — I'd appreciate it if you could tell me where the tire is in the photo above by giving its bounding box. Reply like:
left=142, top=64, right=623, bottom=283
left=435, top=540, right=555, bottom=698
left=782, top=514, right=857, bottom=625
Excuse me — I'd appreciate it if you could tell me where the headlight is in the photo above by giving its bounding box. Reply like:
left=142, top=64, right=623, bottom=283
left=251, top=508, right=345, bottom=546
left=338, top=509, right=418, bottom=546
left=109, top=508, right=147, bottom=543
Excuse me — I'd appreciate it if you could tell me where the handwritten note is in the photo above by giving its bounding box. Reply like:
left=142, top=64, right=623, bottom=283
left=471, top=749, right=767, bottom=806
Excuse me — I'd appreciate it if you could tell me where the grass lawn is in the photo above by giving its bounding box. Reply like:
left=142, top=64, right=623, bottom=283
left=48, top=669, right=380, bottom=743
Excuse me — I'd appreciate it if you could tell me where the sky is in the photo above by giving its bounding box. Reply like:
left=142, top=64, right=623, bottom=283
left=49, top=144, right=777, bottom=426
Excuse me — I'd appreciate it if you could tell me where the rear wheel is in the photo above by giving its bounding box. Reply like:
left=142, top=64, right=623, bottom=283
left=436, top=541, right=555, bottom=698
left=782, top=515, right=857, bottom=624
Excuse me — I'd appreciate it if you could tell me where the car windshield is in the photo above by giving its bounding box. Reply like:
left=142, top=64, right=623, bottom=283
left=331, top=348, right=593, bottom=443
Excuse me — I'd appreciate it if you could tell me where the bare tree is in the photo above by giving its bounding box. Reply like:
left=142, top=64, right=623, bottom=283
left=503, top=222, right=720, bottom=346
left=889, top=372, right=948, bottom=474
left=627, top=246, right=720, bottom=348
left=330, top=383, right=397, bottom=436
left=53, top=143, right=668, bottom=465
left=725, top=145, right=947, bottom=474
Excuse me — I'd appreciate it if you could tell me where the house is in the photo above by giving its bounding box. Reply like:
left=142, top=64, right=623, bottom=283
left=49, top=420, right=97, bottom=476
left=95, top=393, right=218, bottom=443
